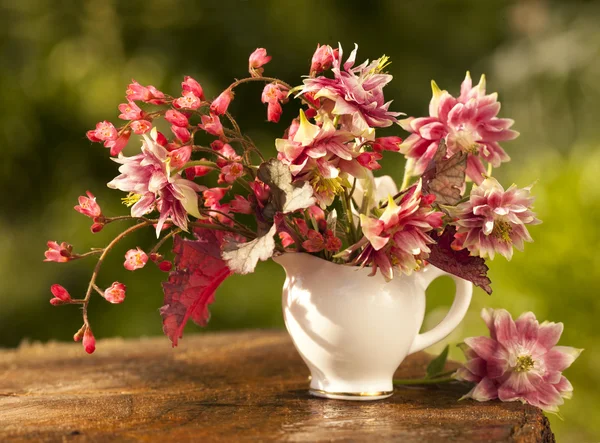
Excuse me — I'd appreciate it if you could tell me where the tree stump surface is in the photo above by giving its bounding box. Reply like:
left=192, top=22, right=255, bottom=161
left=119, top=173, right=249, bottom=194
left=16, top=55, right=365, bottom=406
left=0, top=330, right=553, bottom=442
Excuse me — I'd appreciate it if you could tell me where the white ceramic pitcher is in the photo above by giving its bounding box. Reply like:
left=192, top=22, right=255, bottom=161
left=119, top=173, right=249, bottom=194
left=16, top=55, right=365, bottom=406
left=274, top=252, right=472, bottom=401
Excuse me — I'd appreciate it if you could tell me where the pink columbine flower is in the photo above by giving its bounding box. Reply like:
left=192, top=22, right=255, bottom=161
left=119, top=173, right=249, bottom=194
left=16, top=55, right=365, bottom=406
left=310, top=44, right=339, bottom=76
left=174, top=91, right=202, bottom=110
left=50, top=284, right=71, bottom=305
left=198, top=113, right=224, bottom=137
left=165, top=109, right=189, bottom=127
left=400, top=72, right=519, bottom=184
left=456, top=308, right=582, bottom=414
left=300, top=44, right=400, bottom=135
left=248, top=48, right=271, bottom=77
left=181, top=76, right=205, bottom=100
left=355, top=180, right=444, bottom=280
left=83, top=327, right=96, bottom=354
left=124, top=247, right=148, bottom=271
left=118, top=100, right=144, bottom=121
left=104, top=282, right=126, bottom=304
left=44, top=241, right=73, bottom=263
left=219, top=162, right=244, bottom=184
left=107, top=128, right=204, bottom=236
left=74, top=191, right=102, bottom=218
left=449, top=177, right=541, bottom=260
left=210, top=89, right=234, bottom=115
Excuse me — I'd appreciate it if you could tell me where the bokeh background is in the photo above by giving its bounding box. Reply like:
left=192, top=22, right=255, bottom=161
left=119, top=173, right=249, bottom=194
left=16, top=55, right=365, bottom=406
left=1, top=0, right=599, bottom=440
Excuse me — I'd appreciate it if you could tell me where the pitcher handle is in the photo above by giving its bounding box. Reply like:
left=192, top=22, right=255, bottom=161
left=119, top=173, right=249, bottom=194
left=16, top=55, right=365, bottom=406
left=408, top=266, right=473, bottom=355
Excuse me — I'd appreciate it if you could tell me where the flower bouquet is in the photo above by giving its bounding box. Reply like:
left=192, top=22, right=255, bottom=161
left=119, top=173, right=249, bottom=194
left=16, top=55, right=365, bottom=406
left=46, top=44, right=580, bottom=411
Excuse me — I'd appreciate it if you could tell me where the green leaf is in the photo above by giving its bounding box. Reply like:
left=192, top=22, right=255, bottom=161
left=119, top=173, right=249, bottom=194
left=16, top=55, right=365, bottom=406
left=426, top=345, right=449, bottom=379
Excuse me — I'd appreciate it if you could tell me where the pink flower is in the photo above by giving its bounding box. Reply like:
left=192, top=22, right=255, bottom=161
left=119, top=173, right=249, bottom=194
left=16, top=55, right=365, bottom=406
left=229, top=195, right=252, bottom=214
left=104, top=282, right=126, bottom=304
left=248, top=48, right=271, bottom=77
left=310, top=44, right=339, bottom=76
left=266, top=102, right=283, bottom=123
left=74, top=191, right=102, bottom=218
left=203, top=187, right=229, bottom=207
left=372, top=136, right=402, bottom=152
left=400, top=72, right=519, bottom=184
left=50, top=284, right=71, bottom=305
left=83, top=327, right=96, bottom=354
left=158, top=261, right=172, bottom=272
left=104, top=130, right=131, bottom=156
left=126, top=80, right=165, bottom=104
left=165, top=109, right=189, bottom=127
left=107, top=129, right=204, bottom=236
left=170, top=125, right=191, bottom=143
left=357, top=152, right=383, bottom=170
left=355, top=180, right=443, bottom=280
left=300, top=44, right=400, bottom=134
left=167, top=145, right=192, bottom=170
left=185, top=160, right=213, bottom=180
left=124, top=247, right=148, bottom=271
left=219, top=162, right=244, bottom=184
left=198, top=113, right=223, bottom=137
left=210, top=89, right=234, bottom=115
left=174, top=91, right=202, bottom=110
left=131, top=119, right=152, bottom=135
left=456, top=308, right=582, bottom=414
left=88, top=121, right=117, bottom=142
left=118, top=100, right=144, bottom=120
left=302, top=230, right=325, bottom=252
left=449, top=177, right=541, bottom=260
left=182, top=76, right=205, bottom=100
left=44, top=241, right=73, bottom=263
left=261, top=83, right=288, bottom=123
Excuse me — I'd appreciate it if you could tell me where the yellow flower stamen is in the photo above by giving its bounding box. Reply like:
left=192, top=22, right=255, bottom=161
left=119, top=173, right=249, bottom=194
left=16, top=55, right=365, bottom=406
left=492, top=220, right=513, bottom=243
left=515, top=355, right=535, bottom=372
left=122, top=192, right=142, bottom=207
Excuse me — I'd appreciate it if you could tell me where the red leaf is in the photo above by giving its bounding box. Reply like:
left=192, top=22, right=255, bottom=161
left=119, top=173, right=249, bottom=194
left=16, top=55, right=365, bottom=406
left=160, top=229, right=232, bottom=346
left=427, top=226, right=492, bottom=294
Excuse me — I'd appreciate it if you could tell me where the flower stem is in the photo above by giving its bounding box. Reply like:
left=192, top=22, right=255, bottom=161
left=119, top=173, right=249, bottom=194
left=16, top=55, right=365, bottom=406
left=172, top=160, right=218, bottom=176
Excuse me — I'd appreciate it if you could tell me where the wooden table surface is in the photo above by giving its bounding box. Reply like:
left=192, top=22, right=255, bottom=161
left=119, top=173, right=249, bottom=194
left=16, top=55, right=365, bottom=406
left=0, top=330, right=553, bottom=442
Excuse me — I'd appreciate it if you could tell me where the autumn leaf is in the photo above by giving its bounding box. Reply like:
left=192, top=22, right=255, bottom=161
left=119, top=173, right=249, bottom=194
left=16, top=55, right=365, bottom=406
left=427, top=226, right=492, bottom=294
left=221, top=224, right=277, bottom=275
left=422, top=140, right=467, bottom=206
left=160, top=229, right=232, bottom=346
left=257, top=159, right=316, bottom=215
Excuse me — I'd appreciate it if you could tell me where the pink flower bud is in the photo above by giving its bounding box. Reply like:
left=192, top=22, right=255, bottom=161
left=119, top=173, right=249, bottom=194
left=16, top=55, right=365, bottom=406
left=198, top=113, right=223, bottom=137
left=248, top=48, right=271, bottom=77
left=219, top=162, right=244, bottom=184
left=165, top=109, right=189, bottom=127
left=104, top=282, right=126, bottom=304
left=230, top=195, right=252, bottom=214
left=74, top=191, right=102, bottom=218
left=92, top=121, right=117, bottom=142
left=210, top=89, right=234, bottom=115
left=124, top=248, right=148, bottom=271
left=167, top=145, right=192, bottom=170
left=90, top=222, right=104, bottom=233
left=266, top=102, right=283, bottom=123
left=126, top=79, right=151, bottom=101
left=146, top=85, right=166, bottom=105
left=86, top=130, right=101, bottom=143
left=310, top=44, right=338, bottom=76
left=174, top=91, right=202, bottom=110
left=185, top=161, right=213, bottom=180
left=44, top=241, right=73, bottom=263
left=203, top=187, right=229, bottom=207
left=155, top=131, right=168, bottom=147
left=73, top=325, right=85, bottom=342
left=261, top=83, right=288, bottom=105
left=302, top=230, right=325, bottom=253
left=170, top=125, right=191, bottom=143
left=357, top=152, right=383, bottom=170
left=51, top=284, right=71, bottom=301
left=149, top=252, right=163, bottom=262
left=158, top=261, right=172, bottom=272
left=83, top=327, right=96, bottom=354
left=372, top=136, right=402, bottom=152
left=49, top=298, right=66, bottom=306
left=131, top=120, right=152, bottom=135
left=105, top=130, right=131, bottom=156
left=118, top=100, right=144, bottom=120
left=182, top=76, right=204, bottom=100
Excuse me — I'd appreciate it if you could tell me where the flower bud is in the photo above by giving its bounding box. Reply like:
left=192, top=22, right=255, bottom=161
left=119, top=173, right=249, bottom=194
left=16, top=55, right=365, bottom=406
left=73, top=325, right=86, bottom=342
left=51, top=284, right=71, bottom=301
left=158, top=261, right=173, bottom=272
left=83, top=327, right=96, bottom=354
left=210, top=89, right=234, bottom=115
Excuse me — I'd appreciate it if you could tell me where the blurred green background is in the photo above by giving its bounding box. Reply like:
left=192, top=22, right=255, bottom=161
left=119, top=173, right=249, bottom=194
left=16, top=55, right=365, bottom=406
left=1, top=0, right=599, bottom=440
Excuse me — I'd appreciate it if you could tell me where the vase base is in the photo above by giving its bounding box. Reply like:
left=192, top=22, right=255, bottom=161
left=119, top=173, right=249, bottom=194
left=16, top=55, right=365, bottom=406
left=309, top=388, right=394, bottom=401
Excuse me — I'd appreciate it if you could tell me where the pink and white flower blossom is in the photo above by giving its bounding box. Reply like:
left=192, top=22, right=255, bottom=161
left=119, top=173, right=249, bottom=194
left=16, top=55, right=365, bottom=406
left=456, top=308, right=582, bottom=414
left=87, top=121, right=117, bottom=142
left=118, top=100, right=144, bottom=121
left=301, top=44, right=401, bottom=135
left=107, top=129, right=204, bottom=236
left=74, top=191, right=102, bottom=218
left=165, top=109, right=189, bottom=127
left=104, top=282, right=126, bottom=304
left=181, top=76, right=204, bottom=100
left=44, top=241, right=73, bottom=263
left=400, top=72, right=519, bottom=183
left=355, top=180, right=443, bottom=280
left=449, top=177, right=541, bottom=260
left=219, top=162, right=245, bottom=184
left=310, top=44, right=339, bottom=76
left=198, top=113, right=224, bottom=137
left=174, top=91, right=202, bottom=110
left=126, top=80, right=165, bottom=105
left=248, top=48, right=271, bottom=77
left=210, top=89, right=234, bottom=115
left=124, top=247, right=149, bottom=271
left=261, top=83, right=288, bottom=123
left=130, top=119, right=152, bottom=135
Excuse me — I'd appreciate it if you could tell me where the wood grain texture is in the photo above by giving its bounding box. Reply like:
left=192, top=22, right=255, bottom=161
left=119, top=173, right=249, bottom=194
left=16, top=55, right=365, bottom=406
left=0, top=330, right=553, bottom=442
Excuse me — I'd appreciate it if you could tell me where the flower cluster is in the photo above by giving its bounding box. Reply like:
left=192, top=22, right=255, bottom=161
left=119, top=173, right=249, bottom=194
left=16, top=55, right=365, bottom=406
left=41, top=43, right=579, bottom=414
